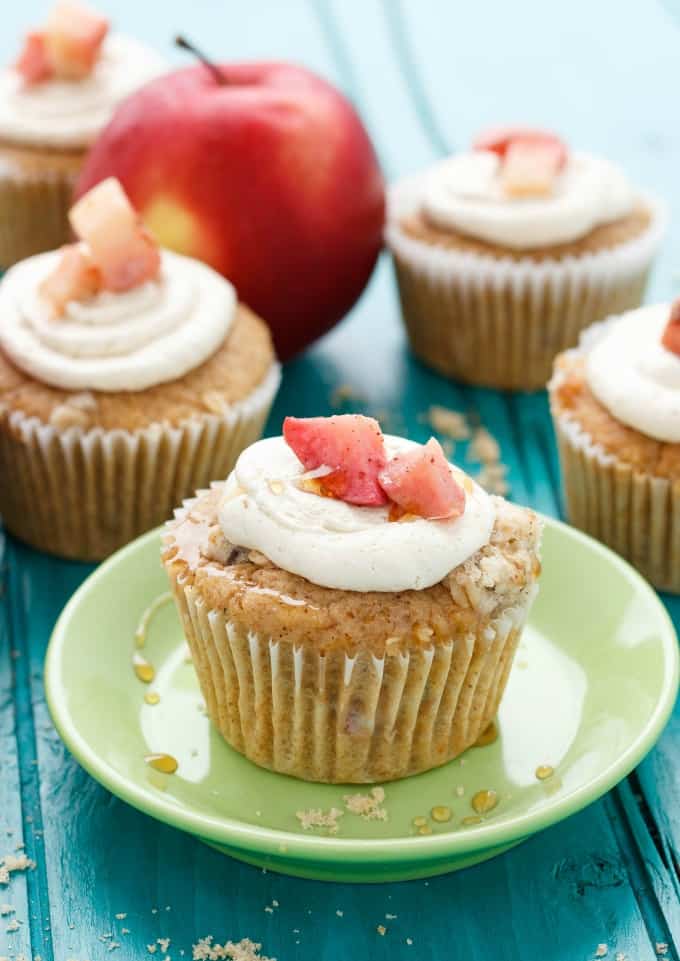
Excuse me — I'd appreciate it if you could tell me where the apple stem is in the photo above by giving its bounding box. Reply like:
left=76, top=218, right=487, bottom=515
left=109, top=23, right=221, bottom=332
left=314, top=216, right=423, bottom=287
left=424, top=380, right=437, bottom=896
left=175, top=35, right=229, bottom=85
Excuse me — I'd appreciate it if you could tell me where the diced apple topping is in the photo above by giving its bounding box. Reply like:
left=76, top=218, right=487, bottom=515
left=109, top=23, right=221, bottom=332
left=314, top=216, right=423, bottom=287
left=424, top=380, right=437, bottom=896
left=283, top=414, right=388, bottom=506
left=501, top=141, right=563, bottom=198
left=473, top=126, right=568, bottom=168
left=661, top=298, right=680, bottom=357
left=69, top=178, right=161, bottom=292
left=378, top=438, right=466, bottom=521
left=39, top=244, right=101, bottom=317
left=15, top=32, right=53, bottom=85
left=14, top=0, right=108, bottom=85
left=473, top=126, right=568, bottom=198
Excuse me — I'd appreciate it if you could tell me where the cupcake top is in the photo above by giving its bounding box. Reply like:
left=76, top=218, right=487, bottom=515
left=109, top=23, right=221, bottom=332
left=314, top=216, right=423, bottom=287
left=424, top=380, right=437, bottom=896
left=395, top=126, right=637, bottom=250
left=0, top=177, right=236, bottom=392
left=0, top=1, right=164, bottom=150
left=581, top=301, right=680, bottom=444
left=211, top=415, right=496, bottom=592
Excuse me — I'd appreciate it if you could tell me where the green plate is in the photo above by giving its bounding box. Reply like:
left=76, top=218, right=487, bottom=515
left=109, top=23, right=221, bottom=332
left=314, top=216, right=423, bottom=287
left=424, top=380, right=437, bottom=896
left=45, top=517, right=679, bottom=883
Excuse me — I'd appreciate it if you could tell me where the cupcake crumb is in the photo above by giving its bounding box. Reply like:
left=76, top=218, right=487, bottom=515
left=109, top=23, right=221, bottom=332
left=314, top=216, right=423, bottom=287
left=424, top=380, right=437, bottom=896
left=423, top=405, right=471, bottom=440
left=343, top=787, right=387, bottom=821
left=376, top=925, right=387, bottom=936
left=595, top=945, right=608, bottom=957
left=192, top=936, right=274, bottom=961
left=49, top=402, right=92, bottom=430
left=0, top=853, right=35, bottom=886
left=296, top=807, right=344, bottom=834
left=331, top=383, right=364, bottom=408
left=0, top=905, right=13, bottom=916
left=656, top=946, right=668, bottom=956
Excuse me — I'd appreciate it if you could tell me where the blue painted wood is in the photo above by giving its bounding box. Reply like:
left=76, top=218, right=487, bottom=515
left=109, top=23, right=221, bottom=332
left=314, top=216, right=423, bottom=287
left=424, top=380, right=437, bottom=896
left=1, top=1, right=680, bottom=959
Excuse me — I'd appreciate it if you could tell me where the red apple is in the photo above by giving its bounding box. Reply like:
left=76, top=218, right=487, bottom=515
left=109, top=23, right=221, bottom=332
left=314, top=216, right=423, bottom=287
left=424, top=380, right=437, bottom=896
left=75, top=61, right=385, bottom=359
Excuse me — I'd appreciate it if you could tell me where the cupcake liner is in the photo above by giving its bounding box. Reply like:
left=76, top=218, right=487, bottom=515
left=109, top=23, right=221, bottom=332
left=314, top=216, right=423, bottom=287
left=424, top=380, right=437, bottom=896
left=166, top=562, right=536, bottom=783
left=551, top=401, right=680, bottom=594
left=386, top=185, right=666, bottom=391
left=0, top=156, right=81, bottom=269
left=0, top=364, right=280, bottom=561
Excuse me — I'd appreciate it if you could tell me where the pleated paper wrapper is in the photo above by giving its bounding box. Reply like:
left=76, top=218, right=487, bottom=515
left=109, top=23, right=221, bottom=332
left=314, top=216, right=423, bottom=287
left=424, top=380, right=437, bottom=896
left=386, top=180, right=666, bottom=391
left=165, top=562, right=538, bottom=784
left=0, top=364, right=280, bottom=562
left=551, top=395, right=680, bottom=594
left=0, top=151, right=83, bottom=269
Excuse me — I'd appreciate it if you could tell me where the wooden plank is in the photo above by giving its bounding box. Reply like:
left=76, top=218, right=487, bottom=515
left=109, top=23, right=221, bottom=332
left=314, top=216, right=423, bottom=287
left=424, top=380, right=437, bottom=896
left=0, top=532, right=32, bottom=961
left=0, top=3, right=678, bottom=961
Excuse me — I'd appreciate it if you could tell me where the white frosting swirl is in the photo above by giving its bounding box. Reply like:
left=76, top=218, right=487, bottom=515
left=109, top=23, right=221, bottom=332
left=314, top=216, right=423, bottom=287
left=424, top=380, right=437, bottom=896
left=585, top=304, right=680, bottom=443
left=420, top=151, right=635, bottom=249
left=218, top=436, right=496, bottom=592
left=0, top=35, right=165, bottom=149
left=0, top=249, right=236, bottom=391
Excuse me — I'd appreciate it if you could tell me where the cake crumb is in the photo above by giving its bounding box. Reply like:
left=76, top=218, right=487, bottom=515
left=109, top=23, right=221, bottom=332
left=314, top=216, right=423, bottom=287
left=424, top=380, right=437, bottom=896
left=455, top=786, right=465, bottom=797
left=469, top=426, right=501, bottom=464
left=595, top=945, right=608, bottom=957
left=0, top=905, right=13, bottom=916
left=295, top=807, right=344, bottom=834
left=424, top=405, right=470, bottom=440
left=5, top=918, right=20, bottom=933
left=386, top=913, right=397, bottom=920
left=656, top=946, right=668, bottom=956
left=158, top=938, right=171, bottom=953
left=615, top=953, right=625, bottom=961
left=192, top=936, right=275, bottom=961
left=147, top=946, right=157, bottom=955
left=335, top=910, right=344, bottom=918
left=331, top=383, right=364, bottom=408
left=115, top=913, right=127, bottom=920
left=376, top=925, right=387, bottom=936
left=0, top=853, right=35, bottom=886
left=122, top=928, right=130, bottom=935
left=343, top=787, right=387, bottom=821
left=406, top=938, right=413, bottom=946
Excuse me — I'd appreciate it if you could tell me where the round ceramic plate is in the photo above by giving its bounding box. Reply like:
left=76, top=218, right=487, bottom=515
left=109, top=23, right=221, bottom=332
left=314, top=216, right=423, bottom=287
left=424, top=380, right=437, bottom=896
left=45, top=517, right=679, bottom=883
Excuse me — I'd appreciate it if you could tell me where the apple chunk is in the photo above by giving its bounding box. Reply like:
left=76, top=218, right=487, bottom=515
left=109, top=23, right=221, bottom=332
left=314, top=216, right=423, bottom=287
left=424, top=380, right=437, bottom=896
left=15, top=32, right=53, bottom=85
left=44, top=0, right=109, bottom=81
left=378, top=438, right=466, bottom=521
left=69, top=178, right=161, bottom=292
left=662, top=299, right=680, bottom=357
left=39, top=244, right=101, bottom=316
left=283, top=414, right=388, bottom=506
left=501, top=141, right=563, bottom=198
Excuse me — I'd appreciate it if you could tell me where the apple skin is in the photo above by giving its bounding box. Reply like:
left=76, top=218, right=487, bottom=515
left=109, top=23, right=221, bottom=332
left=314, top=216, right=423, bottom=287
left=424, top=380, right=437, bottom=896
left=75, top=62, right=385, bottom=360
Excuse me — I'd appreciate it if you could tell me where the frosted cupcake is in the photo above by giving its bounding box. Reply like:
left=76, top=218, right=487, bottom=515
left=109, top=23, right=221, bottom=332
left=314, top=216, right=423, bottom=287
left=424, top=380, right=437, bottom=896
left=0, top=0, right=164, bottom=268
left=0, top=178, right=279, bottom=560
left=163, top=414, right=542, bottom=783
left=387, top=127, right=665, bottom=390
left=550, top=300, right=680, bottom=592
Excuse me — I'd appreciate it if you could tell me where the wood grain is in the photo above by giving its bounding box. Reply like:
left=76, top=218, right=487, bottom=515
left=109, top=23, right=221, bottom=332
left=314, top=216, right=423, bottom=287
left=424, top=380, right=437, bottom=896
left=0, top=1, right=679, bottom=958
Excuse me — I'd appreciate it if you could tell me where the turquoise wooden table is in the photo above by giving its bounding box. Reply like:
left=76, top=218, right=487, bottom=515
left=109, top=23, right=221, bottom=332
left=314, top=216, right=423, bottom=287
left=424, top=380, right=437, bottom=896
left=2, top=1, right=680, bottom=958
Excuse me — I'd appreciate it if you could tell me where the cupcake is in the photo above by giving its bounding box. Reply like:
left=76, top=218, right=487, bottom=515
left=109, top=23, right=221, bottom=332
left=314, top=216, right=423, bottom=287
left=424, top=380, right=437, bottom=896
left=386, top=127, right=665, bottom=391
left=550, top=300, right=680, bottom=593
left=162, top=414, right=542, bottom=783
left=0, top=0, right=164, bottom=269
left=0, top=178, right=279, bottom=561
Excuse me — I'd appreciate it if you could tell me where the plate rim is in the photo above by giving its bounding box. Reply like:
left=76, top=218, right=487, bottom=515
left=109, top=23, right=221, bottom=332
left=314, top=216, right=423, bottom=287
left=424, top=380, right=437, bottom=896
left=45, top=516, right=680, bottom=866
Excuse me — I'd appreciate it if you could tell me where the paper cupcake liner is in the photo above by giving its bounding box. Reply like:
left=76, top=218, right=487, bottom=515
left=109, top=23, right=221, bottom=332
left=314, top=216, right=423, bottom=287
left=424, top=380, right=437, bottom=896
left=166, top=564, right=536, bottom=783
left=0, top=158, right=81, bottom=270
left=551, top=402, right=680, bottom=594
left=0, top=364, right=280, bottom=561
left=386, top=189, right=666, bottom=391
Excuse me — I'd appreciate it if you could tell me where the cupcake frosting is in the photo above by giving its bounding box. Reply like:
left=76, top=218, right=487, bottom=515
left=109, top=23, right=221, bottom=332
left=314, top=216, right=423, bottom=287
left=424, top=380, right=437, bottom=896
left=420, top=151, right=635, bottom=249
left=584, top=304, right=680, bottom=443
left=0, top=35, right=164, bottom=149
left=0, top=249, right=235, bottom=391
left=218, top=436, right=496, bottom=592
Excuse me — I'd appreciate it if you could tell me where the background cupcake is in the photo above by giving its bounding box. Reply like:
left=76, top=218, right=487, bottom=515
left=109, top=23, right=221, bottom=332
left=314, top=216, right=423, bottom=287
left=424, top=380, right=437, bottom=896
left=550, top=300, right=680, bottom=592
left=0, top=178, right=279, bottom=561
left=0, top=0, right=164, bottom=269
left=163, top=415, right=542, bottom=784
left=387, top=126, right=665, bottom=391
